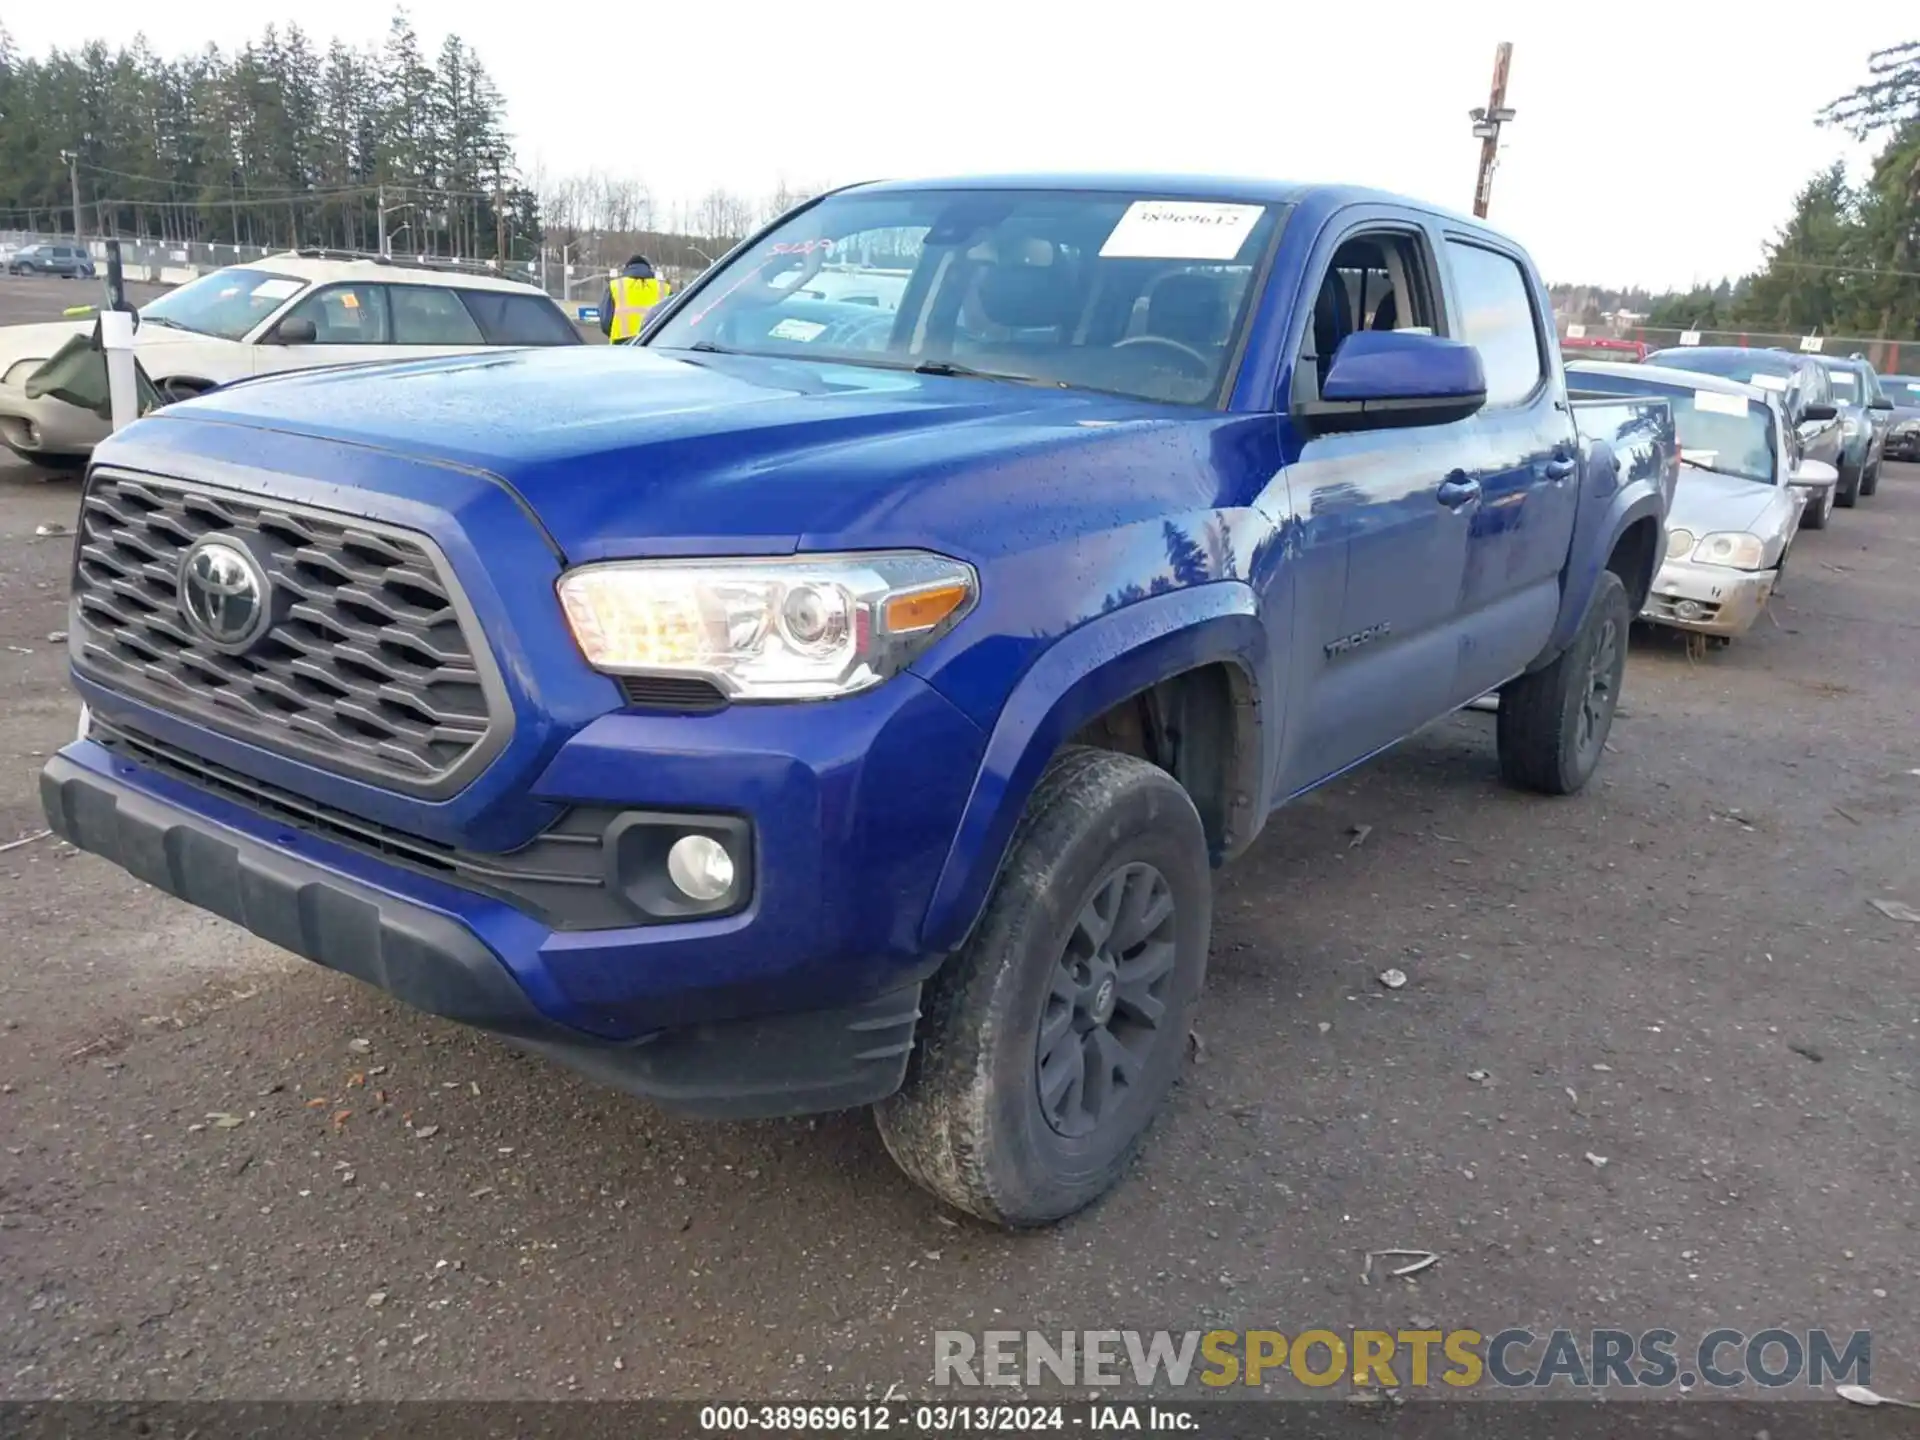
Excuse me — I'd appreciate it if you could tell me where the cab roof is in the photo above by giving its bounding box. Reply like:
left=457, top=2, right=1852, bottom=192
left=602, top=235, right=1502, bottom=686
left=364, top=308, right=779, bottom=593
left=840, top=173, right=1493, bottom=230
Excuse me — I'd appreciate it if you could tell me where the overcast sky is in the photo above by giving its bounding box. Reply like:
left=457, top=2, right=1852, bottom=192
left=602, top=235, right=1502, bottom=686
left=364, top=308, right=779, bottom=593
left=9, top=1, right=1911, bottom=291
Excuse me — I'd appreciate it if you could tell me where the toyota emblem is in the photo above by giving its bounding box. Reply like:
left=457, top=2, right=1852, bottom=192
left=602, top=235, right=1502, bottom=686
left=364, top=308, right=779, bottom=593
left=178, top=536, right=272, bottom=650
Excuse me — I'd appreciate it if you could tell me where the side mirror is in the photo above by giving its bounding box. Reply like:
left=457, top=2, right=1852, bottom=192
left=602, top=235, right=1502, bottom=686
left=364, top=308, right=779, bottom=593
left=1799, top=401, right=1837, bottom=423
left=274, top=317, right=318, bottom=346
left=1791, top=458, right=1838, bottom=486
left=1869, top=396, right=1894, bottom=411
left=1302, top=331, right=1487, bottom=432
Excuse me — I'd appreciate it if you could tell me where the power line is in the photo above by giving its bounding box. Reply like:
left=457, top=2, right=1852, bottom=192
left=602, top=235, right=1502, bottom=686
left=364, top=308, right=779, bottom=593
left=1768, top=257, right=1920, bottom=282
left=65, top=161, right=520, bottom=207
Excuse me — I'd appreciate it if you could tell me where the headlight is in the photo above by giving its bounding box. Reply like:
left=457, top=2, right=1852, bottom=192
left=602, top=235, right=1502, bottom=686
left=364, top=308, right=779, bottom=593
left=3, top=358, right=46, bottom=387
left=1895, top=420, right=1920, bottom=437
left=1666, top=528, right=1695, bottom=559
left=557, top=550, right=978, bottom=700
left=1691, top=532, right=1767, bottom=570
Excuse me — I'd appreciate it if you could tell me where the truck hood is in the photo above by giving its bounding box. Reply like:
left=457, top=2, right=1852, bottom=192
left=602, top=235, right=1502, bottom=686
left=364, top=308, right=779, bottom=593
left=147, top=345, right=1204, bottom=562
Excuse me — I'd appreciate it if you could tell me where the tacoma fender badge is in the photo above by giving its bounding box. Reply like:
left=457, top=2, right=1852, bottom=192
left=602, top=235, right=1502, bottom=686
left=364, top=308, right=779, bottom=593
left=1325, top=621, right=1392, bottom=657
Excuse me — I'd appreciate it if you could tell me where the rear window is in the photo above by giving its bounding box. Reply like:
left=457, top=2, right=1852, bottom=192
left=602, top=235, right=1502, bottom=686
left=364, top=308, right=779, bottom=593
left=457, top=291, right=581, bottom=346
left=388, top=285, right=485, bottom=345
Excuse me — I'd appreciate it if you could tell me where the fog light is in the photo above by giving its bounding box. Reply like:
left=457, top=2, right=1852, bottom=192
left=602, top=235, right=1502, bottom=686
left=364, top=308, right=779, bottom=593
left=666, top=834, right=734, bottom=902
left=1675, top=600, right=1705, bottom=621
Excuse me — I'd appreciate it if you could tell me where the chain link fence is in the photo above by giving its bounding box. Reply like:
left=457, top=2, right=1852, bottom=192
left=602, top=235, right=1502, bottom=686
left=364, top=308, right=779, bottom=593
left=3, top=228, right=549, bottom=291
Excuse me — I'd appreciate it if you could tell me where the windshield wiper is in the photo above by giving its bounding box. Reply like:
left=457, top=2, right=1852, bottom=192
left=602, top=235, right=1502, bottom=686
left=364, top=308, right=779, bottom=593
left=912, top=359, right=1062, bottom=387
left=681, top=339, right=731, bottom=354
left=1680, top=454, right=1767, bottom=483
left=136, top=315, right=190, bottom=331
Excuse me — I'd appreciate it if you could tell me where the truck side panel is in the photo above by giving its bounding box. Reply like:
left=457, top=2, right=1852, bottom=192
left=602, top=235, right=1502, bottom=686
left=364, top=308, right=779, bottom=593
left=1547, top=398, right=1675, bottom=659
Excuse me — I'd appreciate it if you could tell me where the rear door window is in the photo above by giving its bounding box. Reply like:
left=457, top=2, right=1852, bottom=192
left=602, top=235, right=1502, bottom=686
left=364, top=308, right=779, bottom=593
left=387, top=285, right=486, bottom=345
left=1444, top=240, right=1545, bottom=406
left=457, top=291, right=581, bottom=346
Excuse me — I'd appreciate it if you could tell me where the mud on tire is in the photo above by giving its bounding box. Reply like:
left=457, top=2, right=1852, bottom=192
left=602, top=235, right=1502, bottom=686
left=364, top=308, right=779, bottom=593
left=874, top=746, right=1212, bottom=1227
left=1495, top=570, right=1631, bottom=797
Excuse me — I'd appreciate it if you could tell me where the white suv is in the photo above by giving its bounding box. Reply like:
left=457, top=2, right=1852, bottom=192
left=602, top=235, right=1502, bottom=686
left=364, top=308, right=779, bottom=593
left=0, top=252, right=581, bottom=467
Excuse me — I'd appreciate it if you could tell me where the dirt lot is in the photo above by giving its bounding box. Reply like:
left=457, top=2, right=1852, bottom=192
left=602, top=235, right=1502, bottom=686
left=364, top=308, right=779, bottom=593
left=1, top=271, right=1916, bottom=1404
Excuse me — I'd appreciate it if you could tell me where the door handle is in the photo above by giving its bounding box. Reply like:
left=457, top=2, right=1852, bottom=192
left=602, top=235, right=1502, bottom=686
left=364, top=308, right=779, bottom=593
left=1545, top=456, right=1578, bottom=481
left=1437, top=473, right=1481, bottom=508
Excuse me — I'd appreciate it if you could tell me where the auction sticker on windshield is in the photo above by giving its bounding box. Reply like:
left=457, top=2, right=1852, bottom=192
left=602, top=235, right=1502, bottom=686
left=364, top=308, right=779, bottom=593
left=1746, top=373, right=1788, bottom=392
left=1099, top=201, right=1264, bottom=260
left=1693, top=390, right=1750, bottom=417
left=250, top=278, right=303, bottom=300
left=768, top=318, right=827, bottom=343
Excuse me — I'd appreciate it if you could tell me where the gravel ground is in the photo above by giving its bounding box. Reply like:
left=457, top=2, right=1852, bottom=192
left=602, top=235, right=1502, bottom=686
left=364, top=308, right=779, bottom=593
left=0, top=272, right=1915, bottom=1405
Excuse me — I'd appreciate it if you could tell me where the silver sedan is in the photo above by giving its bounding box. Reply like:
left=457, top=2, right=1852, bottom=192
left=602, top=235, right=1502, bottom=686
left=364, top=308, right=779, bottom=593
left=1567, top=361, right=1819, bottom=643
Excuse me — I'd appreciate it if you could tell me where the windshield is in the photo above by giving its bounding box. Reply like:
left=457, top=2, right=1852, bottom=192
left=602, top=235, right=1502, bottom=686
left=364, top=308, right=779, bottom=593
left=647, top=188, right=1284, bottom=406
left=1569, top=369, right=1778, bottom=485
left=140, top=267, right=309, bottom=341
left=1824, top=366, right=1859, bottom=394
left=1885, top=375, right=1920, bottom=405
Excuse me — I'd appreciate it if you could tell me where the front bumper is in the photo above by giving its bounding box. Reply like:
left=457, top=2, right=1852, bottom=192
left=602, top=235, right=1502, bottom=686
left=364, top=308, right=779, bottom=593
left=0, top=379, right=108, bottom=456
left=1640, top=558, right=1776, bottom=637
left=44, top=667, right=988, bottom=1116
left=40, top=744, right=938, bottom=1118
left=1887, top=431, right=1920, bottom=461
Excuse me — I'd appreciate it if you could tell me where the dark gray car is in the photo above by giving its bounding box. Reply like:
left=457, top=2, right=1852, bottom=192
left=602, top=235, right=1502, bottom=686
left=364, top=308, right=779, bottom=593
left=1882, top=372, right=1920, bottom=461
left=6, top=243, right=95, bottom=279
left=1645, top=346, right=1855, bottom=506
left=1814, top=354, right=1894, bottom=497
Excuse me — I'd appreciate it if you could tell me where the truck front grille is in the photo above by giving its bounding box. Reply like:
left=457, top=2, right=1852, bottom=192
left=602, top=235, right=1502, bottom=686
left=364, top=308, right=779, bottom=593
left=72, top=470, right=506, bottom=796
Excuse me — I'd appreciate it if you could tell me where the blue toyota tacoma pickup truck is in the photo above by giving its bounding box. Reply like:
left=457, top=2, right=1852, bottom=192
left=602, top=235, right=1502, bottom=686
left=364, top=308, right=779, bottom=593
left=41, top=176, right=1674, bottom=1226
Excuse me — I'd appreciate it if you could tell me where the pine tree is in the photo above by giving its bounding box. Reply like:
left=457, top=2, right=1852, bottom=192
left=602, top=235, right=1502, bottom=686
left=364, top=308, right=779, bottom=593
left=0, top=9, right=527, bottom=257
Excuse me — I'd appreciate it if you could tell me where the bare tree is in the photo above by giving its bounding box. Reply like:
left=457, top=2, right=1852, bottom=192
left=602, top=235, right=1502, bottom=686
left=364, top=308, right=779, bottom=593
left=762, top=179, right=818, bottom=226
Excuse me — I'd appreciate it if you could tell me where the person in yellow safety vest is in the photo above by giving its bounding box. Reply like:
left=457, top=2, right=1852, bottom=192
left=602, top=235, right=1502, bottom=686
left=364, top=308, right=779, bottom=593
left=600, top=255, right=670, bottom=341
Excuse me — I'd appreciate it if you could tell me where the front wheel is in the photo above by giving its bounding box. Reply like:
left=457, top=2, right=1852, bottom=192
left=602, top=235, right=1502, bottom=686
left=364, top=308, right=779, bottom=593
left=154, top=377, right=212, bottom=406
left=7, top=448, right=86, bottom=473
left=875, top=747, right=1212, bottom=1227
left=1836, top=462, right=1861, bottom=508
left=1860, top=461, right=1880, bottom=497
left=1496, top=570, right=1631, bottom=796
left=1801, top=487, right=1833, bottom=530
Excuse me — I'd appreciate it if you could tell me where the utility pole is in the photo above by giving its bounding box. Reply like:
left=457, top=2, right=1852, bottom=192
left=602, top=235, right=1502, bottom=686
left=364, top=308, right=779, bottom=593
left=378, top=184, right=391, bottom=258
left=61, top=149, right=83, bottom=241
left=495, top=188, right=508, bottom=269
left=1469, top=42, right=1516, bottom=220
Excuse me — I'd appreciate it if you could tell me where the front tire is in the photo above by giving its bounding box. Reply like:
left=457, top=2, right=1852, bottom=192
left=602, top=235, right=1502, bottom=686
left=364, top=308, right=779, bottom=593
left=1836, top=461, right=1861, bottom=508
left=1496, top=570, right=1631, bottom=796
left=1860, top=460, right=1880, bottom=497
left=155, top=377, right=212, bottom=406
left=875, top=747, right=1212, bottom=1227
left=5, top=446, right=85, bottom=473
left=1801, top=486, right=1833, bottom=530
